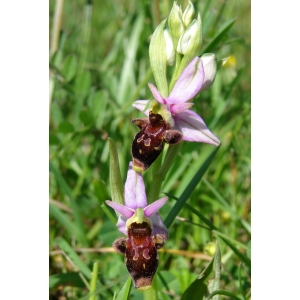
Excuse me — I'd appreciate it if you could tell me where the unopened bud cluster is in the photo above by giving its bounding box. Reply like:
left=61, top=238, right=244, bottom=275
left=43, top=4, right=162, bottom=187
left=149, top=1, right=217, bottom=97
left=168, top=0, right=200, bottom=58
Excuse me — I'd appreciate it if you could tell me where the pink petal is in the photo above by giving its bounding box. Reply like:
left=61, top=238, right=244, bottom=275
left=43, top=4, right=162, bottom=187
left=132, top=100, right=150, bottom=116
left=143, top=197, right=168, bottom=217
left=173, top=110, right=220, bottom=145
left=116, top=216, right=127, bottom=235
left=169, top=102, right=194, bottom=114
left=124, top=162, right=148, bottom=209
left=105, top=200, right=134, bottom=218
left=167, top=57, right=204, bottom=104
left=150, top=213, right=169, bottom=237
left=148, top=83, right=166, bottom=104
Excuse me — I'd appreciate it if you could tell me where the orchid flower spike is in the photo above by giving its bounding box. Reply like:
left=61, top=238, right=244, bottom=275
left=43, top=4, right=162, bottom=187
left=133, top=56, right=220, bottom=146
left=105, top=162, right=169, bottom=237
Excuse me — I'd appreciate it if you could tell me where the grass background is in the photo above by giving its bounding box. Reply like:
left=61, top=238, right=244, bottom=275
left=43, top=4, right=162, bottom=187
left=49, top=0, right=251, bottom=299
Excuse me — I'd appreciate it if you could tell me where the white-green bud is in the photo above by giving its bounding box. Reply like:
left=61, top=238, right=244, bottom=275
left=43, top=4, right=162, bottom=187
left=168, top=1, right=185, bottom=50
left=177, top=19, right=197, bottom=54
left=177, top=12, right=202, bottom=56
left=164, top=28, right=175, bottom=66
left=200, top=53, right=217, bottom=91
left=182, top=1, right=195, bottom=28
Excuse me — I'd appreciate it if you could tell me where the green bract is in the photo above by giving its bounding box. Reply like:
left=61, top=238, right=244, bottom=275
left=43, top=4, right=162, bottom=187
left=149, top=19, right=168, bottom=97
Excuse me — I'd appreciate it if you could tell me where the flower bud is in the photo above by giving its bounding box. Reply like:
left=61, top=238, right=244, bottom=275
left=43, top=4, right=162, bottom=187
left=164, top=28, right=175, bottom=66
left=173, top=12, right=203, bottom=80
left=177, top=11, right=202, bottom=56
left=182, top=1, right=195, bottom=28
left=168, top=1, right=185, bottom=51
left=200, top=53, right=217, bottom=91
left=204, top=242, right=216, bottom=256
left=177, top=19, right=197, bottom=55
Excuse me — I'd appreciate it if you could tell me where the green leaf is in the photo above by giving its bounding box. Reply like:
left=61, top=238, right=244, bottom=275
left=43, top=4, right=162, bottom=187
left=201, top=18, right=236, bottom=54
left=56, top=237, right=92, bottom=281
left=115, top=277, right=132, bottom=300
left=197, top=254, right=215, bottom=282
left=74, top=71, right=92, bottom=99
left=108, top=137, right=124, bottom=209
left=181, top=241, right=220, bottom=300
left=164, top=145, right=220, bottom=228
left=57, top=121, right=75, bottom=134
left=79, top=108, right=93, bottom=126
left=181, top=280, right=207, bottom=300
left=207, top=240, right=221, bottom=300
left=62, top=55, right=78, bottom=82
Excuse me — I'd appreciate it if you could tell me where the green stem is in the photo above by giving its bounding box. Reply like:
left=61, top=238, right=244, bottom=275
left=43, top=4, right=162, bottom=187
left=50, top=0, right=64, bottom=57
left=206, top=290, right=242, bottom=300
left=143, top=274, right=158, bottom=300
left=49, top=0, right=64, bottom=113
left=169, top=52, right=183, bottom=93
left=148, top=143, right=182, bottom=203
left=89, top=262, right=99, bottom=300
left=78, top=1, right=92, bottom=74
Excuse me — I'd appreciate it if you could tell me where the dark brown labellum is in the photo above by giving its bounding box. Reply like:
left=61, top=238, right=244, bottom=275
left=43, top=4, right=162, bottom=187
left=131, top=112, right=183, bottom=171
left=113, top=222, right=167, bottom=290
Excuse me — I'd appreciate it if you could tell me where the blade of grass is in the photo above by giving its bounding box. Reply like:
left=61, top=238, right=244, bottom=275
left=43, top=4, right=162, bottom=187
left=115, top=276, right=132, bottom=300
left=165, top=193, right=250, bottom=266
left=50, top=162, right=88, bottom=246
left=50, top=203, right=84, bottom=243
left=101, top=203, right=117, bottom=224
left=89, top=262, right=99, bottom=300
left=201, top=18, right=236, bottom=54
left=56, top=237, right=92, bottom=281
left=239, top=263, right=247, bottom=300
left=209, top=240, right=221, bottom=300
left=202, top=177, right=232, bottom=212
left=118, top=13, right=144, bottom=104
left=164, top=146, right=220, bottom=228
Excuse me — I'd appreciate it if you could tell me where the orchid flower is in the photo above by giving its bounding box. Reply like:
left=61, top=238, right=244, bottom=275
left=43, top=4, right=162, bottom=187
left=133, top=56, right=220, bottom=146
left=105, top=162, right=169, bottom=237
left=106, top=162, right=169, bottom=290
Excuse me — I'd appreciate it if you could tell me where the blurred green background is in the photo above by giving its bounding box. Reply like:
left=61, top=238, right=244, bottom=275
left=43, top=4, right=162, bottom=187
left=49, top=0, right=250, bottom=299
